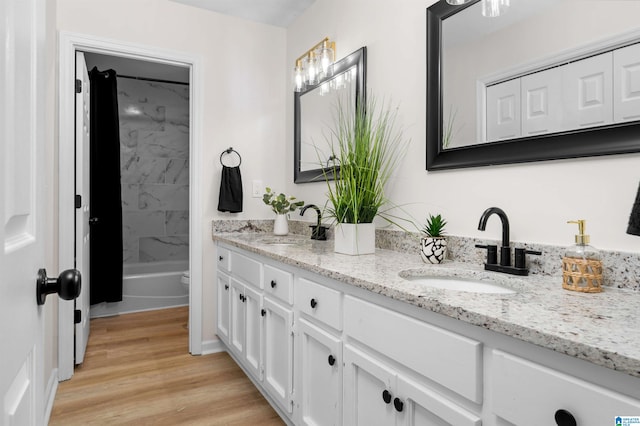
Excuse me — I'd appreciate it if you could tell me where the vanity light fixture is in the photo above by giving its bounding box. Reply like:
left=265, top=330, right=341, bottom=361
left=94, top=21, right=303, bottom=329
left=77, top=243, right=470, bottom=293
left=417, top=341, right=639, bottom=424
left=445, top=0, right=474, bottom=4
left=482, top=0, right=509, bottom=17
left=445, top=0, right=510, bottom=18
left=293, top=37, right=336, bottom=92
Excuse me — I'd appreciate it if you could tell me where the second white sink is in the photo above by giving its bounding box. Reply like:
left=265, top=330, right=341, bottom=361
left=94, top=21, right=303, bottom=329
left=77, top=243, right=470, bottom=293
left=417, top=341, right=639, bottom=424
left=404, top=276, right=516, bottom=294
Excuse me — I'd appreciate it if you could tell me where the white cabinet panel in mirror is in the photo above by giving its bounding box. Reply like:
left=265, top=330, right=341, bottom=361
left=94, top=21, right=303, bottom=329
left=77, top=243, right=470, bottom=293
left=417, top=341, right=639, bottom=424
left=442, top=0, right=640, bottom=149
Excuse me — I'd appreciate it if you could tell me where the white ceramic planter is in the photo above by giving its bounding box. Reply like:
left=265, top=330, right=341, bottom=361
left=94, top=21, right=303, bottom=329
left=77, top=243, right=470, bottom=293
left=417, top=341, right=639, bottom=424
left=420, top=236, right=448, bottom=264
left=273, top=214, right=289, bottom=236
left=334, top=223, right=375, bottom=255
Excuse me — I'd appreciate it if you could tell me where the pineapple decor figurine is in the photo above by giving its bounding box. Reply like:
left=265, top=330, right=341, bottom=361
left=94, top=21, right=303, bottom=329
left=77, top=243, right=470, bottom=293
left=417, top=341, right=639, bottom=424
left=420, top=214, right=448, bottom=264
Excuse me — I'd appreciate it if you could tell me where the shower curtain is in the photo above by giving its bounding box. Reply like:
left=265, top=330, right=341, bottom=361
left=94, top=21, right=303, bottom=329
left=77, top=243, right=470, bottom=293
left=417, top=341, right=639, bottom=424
left=89, top=67, right=123, bottom=304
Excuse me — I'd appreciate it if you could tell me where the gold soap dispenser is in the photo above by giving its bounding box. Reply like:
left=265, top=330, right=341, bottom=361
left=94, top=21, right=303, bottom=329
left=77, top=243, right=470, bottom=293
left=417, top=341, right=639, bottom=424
left=562, top=220, right=603, bottom=293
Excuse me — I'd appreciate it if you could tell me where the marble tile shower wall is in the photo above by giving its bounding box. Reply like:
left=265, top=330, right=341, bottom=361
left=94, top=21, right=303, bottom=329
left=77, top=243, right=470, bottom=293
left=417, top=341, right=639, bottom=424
left=117, top=77, right=189, bottom=264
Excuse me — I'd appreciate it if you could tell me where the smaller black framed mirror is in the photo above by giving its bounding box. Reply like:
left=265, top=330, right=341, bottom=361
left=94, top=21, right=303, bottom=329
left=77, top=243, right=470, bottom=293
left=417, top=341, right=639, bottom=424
left=294, top=47, right=366, bottom=183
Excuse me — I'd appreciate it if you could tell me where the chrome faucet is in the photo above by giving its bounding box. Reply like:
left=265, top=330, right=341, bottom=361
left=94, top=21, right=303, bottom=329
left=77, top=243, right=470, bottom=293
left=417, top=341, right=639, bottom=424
left=300, top=204, right=328, bottom=240
left=476, top=207, right=541, bottom=276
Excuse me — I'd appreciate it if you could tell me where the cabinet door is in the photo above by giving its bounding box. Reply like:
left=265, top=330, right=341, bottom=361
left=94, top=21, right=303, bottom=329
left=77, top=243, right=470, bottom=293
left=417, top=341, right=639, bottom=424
left=343, top=345, right=397, bottom=426
left=216, top=271, right=231, bottom=343
left=264, top=296, right=294, bottom=414
left=229, top=278, right=245, bottom=355
left=298, top=318, right=342, bottom=426
left=521, top=67, right=562, bottom=136
left=614, top=42, right=640, bottom=122
left=562, top=52, right=613, bottom=130
left=244, top=284, right=263, bottom=380
left=486, top=78, right=521, bottom=141
left=397, top=375, right=481, bottom=426
left=492, top=350, right=640, bottom=426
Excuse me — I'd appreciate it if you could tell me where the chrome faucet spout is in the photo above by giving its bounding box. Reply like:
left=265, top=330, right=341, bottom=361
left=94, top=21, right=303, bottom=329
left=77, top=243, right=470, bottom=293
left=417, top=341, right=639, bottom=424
left=478, top=207, right=510, bottom=248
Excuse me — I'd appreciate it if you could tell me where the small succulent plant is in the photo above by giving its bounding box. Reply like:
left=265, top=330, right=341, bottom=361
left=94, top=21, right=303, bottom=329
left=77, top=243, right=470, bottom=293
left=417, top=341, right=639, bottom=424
left=421, top=213, right=447, bottom=238
left=262, top=187, right=304, bottom=215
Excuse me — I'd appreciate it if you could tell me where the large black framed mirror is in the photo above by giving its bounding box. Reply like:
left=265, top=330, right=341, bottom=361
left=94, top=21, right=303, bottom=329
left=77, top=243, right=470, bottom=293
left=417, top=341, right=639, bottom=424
left=427, top=0, right=640, bottom=171
left=294, top=47, right=366, bottom=183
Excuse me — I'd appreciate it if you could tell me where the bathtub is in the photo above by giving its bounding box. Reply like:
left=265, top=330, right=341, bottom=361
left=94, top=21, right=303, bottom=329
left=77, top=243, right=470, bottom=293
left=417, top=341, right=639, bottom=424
left=90, top=260, right=188, bottom=318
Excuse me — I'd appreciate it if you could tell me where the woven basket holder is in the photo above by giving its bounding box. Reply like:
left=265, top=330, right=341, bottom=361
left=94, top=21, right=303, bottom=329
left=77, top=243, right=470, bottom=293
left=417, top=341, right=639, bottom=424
left=562, top=257, right=603, bottom=293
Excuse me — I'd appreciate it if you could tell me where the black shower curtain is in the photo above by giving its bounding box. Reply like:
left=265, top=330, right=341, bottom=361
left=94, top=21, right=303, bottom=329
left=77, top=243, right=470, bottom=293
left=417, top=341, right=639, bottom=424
left=89, top=67, right=123, bottom=304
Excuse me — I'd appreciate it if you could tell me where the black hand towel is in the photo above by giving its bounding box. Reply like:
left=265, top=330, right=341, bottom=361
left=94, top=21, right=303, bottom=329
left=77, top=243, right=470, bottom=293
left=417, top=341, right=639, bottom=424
left=218, top=165, right=243, bottom=213
left=627, top=181, right=640, bottom=236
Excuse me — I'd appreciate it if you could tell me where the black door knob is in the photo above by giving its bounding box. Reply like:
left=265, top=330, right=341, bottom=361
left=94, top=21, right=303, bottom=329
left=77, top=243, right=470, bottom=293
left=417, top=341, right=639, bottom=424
left=310, top=298, right=317, bottom=308
left=554, top=409, right=577, bottom=426
left=328, top=355, right=336, bottom=366
left=382, top=390, right=392, bottom=404
left=36, top=268, right=81, bottom=305
left=270, top=280, right=277, bottom=288
left=393, top=397, right=404, bottom=412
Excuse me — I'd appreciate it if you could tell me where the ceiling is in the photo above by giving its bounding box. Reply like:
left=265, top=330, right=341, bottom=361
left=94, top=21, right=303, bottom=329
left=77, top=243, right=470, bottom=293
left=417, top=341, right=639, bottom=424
left=169, top=0, right=316, bottom=27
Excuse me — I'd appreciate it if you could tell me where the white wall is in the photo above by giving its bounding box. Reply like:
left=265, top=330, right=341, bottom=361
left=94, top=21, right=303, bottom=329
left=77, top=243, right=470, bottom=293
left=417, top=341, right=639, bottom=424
left=57, top=0, right=288, bottom=342
left=286, top=0, right=640, bottom=254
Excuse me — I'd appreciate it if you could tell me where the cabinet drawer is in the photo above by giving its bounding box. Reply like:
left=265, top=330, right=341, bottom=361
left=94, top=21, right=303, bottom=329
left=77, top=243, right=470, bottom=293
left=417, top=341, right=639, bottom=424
left=295, top=278, right=342, bottom=331
left=264, top=264, right=293, bottom=305
left=217, top=246, right=230, bottom=272
left=492, top=350, right=640, bottom=426
left=344, top=296, right=482, bottom=404
left=230, top=251, right=261, bottom=287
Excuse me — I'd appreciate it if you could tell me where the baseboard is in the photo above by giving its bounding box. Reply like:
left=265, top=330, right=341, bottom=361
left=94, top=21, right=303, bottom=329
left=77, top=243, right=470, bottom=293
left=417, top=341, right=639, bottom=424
left=200, top=338, right=225, bottom=355
left=43, top=368, right=59, bottom=425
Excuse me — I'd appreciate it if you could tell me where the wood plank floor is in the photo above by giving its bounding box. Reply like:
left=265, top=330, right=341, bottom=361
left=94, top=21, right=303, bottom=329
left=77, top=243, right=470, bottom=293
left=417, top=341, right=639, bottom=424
left=50, top=306, right=284, bottom=425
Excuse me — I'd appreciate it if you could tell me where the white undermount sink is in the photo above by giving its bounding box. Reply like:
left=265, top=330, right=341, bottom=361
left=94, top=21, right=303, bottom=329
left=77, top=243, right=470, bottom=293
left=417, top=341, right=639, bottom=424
left=404, top=276, right=516, bottom=294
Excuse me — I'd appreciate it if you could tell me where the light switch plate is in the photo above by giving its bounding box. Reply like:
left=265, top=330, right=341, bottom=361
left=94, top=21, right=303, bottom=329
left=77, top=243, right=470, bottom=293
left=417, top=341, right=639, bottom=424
left=252, top=180, right=263, bottom=198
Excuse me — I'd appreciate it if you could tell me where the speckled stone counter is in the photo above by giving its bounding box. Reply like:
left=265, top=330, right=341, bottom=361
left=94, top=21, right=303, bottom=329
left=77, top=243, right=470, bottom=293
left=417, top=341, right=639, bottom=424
left=212, top=231, right=640, bottom=378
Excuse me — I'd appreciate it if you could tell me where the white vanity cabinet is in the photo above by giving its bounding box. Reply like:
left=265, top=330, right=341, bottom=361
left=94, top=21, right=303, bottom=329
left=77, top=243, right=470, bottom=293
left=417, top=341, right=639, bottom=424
left=215, top=242, right=640, bottom=426
left=491, top=350, right=640, bottom=426
left=295, top=276, right=343, bottom=426
left=343, top=295, right=482, bottom=426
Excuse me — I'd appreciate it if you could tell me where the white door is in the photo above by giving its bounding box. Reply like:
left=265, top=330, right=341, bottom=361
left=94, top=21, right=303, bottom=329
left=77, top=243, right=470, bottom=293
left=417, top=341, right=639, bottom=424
left=343, top=345, right=396, bottom=426
left=298, top=318, right=342, bottom=426
left=75, top=51, right=91, bottom=365
left=1, top=0, right=47, bottom=424
left=263, top=296, right=294, bottom=414
left=243, top=284, right=263, bottom=380
left=216, top=271, right=230, bottom=343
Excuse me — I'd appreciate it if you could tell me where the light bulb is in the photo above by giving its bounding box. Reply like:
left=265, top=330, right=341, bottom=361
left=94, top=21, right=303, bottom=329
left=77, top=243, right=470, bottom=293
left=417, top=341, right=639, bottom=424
left=306, top=52, right=318, bottom=85
left=318, top=43, right=334, bottom=78
left=293, top=61, right=304, bottom=92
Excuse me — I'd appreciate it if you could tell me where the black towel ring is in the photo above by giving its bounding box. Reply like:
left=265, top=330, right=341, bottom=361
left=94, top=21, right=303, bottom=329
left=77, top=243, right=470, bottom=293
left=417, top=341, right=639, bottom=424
left=220, top=147, right=242, bottom=167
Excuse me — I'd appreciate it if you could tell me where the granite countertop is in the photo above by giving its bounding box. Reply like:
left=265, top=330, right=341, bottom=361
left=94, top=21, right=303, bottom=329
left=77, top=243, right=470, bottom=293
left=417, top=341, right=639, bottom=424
left=213, top=232, right=640, bottom=378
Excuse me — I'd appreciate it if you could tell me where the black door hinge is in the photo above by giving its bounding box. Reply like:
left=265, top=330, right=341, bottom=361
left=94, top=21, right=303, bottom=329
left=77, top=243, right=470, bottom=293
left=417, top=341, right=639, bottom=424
left=75, top=194, right=82, bottom=208
left=74, top=309, right=81, bottom=324
left=75, top=79, right=82, bottom=93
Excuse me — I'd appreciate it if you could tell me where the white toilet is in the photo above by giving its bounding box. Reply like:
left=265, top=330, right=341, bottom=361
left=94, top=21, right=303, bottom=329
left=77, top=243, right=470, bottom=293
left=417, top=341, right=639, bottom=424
left=181, top=270, right=190, bottom=294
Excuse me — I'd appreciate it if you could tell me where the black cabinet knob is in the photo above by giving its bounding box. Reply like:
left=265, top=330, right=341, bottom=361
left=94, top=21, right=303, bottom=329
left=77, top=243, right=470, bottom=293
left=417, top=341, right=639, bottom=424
left=261, top=309, right=266, bottom=317
left=393, top=397, right=404, bottom=412
left=239, top=294, right=245, bottom=302
left=224, top=284, right=229, bottom=290
left=36, top=268, right=81, bottom=305
left=554, top=409, right=577, bottom=426
left=219, top=255, right=224, bottom=261
left=382, top=390, right=392, bottom=404
left=270, top=280, right=277, bottom=288
left=328, top=355, right=336, bottom=366
left=310, top=298, right=317, bottom=309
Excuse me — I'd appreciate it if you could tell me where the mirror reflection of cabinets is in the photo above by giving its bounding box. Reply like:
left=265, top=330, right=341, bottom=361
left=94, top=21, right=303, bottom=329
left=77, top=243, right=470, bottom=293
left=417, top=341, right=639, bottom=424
left=427, top=0, right=640, bottom=171
left=294, top=47, right=366, bottom=183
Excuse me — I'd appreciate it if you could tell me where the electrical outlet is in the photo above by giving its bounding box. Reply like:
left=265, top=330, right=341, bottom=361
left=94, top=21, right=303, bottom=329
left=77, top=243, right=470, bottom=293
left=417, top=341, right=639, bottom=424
left=252, top=180, right=263, bottom=198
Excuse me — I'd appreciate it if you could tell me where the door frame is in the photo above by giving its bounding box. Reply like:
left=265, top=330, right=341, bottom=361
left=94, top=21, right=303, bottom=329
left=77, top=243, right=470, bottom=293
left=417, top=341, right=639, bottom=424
left=58, top=31, right=204, bottom=380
